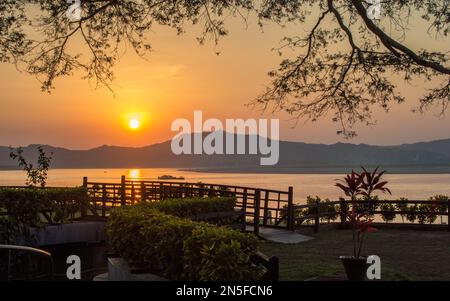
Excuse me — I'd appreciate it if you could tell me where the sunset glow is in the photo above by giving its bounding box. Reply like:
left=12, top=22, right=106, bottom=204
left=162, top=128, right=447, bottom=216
left=129, top=119, right=140, bottom=130
left=127, top=169, right=141, bottom=180
left=0, top=5, right=448, bottom=149
left=0, top=1, right=449, bottom=285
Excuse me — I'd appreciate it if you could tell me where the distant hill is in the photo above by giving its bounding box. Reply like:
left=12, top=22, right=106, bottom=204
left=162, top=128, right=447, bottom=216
left=1, top=134, right=450, bottom=173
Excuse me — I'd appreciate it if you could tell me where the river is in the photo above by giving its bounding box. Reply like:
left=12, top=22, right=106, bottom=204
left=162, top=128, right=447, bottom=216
left=1, top=168, right=450, bottom=203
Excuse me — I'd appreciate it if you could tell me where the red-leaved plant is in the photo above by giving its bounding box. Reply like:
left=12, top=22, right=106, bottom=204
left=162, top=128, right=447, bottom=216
left=335, top=170, right=364, bottom=201
left=360, top=167, right=392, bottom=200
left=348, top=210, right=377, bottom=258
left=335, top=167, right=392, bottom=201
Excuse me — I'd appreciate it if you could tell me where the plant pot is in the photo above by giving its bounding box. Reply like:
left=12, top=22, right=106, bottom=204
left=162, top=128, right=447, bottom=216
left=339, top=256, right=368, bottom=281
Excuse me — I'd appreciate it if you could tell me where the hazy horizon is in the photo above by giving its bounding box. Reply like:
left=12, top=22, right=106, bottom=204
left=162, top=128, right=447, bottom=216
left=2, top=133, right=450, bottom=151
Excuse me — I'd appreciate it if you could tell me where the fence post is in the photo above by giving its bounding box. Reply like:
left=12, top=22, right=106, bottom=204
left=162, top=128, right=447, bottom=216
left=269, top=256, right=279, bottom=281
left=102, top=184, right=106, bottom=217
left=287, top=186, right=294, bottom=231
left=314, top=200, right=320, bottom=233
left=448, top=199, right=450, bottom=232
left=131, top=183, right=136, bottom=204
left=254, top=190, right=261, bottom=236
left=199, top=184, right=204, bottom=197
left=82, top=177, right=88, bottom=218
left=263, top=191, right=269, bottom=226
left=159, top=183, right=164, bottom=200
left=140, top=182, right=146, bottom=202
left=120, top=175, right=126, bottom=206
left=241, top=189, right=248, bottom=231
left=340, top=199, right=347, bottom=228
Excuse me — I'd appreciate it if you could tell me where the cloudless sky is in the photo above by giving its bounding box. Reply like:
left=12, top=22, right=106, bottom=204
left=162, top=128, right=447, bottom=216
left=0, top=7, right=449, bottom=149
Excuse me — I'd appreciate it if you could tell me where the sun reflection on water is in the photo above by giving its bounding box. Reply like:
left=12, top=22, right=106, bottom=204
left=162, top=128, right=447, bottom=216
left=127, top=169, right=141, bottom=180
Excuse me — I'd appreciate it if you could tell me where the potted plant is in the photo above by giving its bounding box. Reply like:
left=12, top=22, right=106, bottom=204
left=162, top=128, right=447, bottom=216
left=335, top=167, right=391, bottom=215
left=340, top=210, right=376, bottom=281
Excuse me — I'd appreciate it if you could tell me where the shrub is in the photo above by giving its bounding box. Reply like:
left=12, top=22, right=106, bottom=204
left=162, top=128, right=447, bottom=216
left=380, top=203, right=396, bottom=223
left=150, top=197, right=236, bottom=218
left=280, top=196, right=339, bottom=226
left=335, top=167, right=391, bottom=201
left=140, top=196, right=238, bottom=225
left=304, top=196, right=338, bottom=223
left=0, top=187, right=88, bottom=243
left=395, top=198, right=409, bottom=223
left=406, top=204, right=418, bottom=223
left=107, top=205, right=197, bottom=279
left=351, top=196, right=380, bottom=216
left=429, top=195, right=449, bottom=224
left=417, top=203, right=439, bottom=224
left=183, top=224, right=262, bottom=281
left=107, top=203, right=263, bottom=281
left=417, top=204, right=429, bottom=224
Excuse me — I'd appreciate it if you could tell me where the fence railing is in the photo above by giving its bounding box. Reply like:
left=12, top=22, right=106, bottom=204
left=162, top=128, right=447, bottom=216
left=0, top=245, right=54, bottom=281
left=292, top=199, right=450, bottom=233
left=3, top=178, right=448, bottom=235
left=83, top=176, right=295, bottom=235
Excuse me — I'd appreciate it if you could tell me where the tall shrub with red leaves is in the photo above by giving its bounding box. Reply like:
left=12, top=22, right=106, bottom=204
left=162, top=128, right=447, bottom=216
left=347, top=210, right=377, bottom=258
left=360, top=167, right=392, bottom=200
left=335, top=170, right=364, bottom=201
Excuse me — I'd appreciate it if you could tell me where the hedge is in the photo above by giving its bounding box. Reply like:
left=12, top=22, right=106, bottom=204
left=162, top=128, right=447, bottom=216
left=107, top=202, right=263, bottom=281
left=147, top=196, right=236, bottom=219
left=0, top=187, right=88, bottom=243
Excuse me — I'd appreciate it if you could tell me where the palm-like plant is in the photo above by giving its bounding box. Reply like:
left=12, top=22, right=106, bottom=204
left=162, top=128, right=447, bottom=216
left=335, top=170, right=364, bottom=201
left=360, top=167, right=392, bottom=201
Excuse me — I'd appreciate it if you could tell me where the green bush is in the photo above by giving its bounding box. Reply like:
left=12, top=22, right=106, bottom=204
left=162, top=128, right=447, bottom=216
left=351, top=196, right=380, bottom=216
left=303, top=196, right=338, bottom=223
left=380, top=203, right=396, bottom=223
left=139, top=196, right=238, bottom=226
left=107, top=205, right=196, bottom=279
left=395, top=198, right=409, bottom=222
left=429, top=195, right=449, bottom=224
left=107, top=203, right=263, bottom=281
left=281, top=196, right=339, bottom=227
left=406, top=204, right=418, bottom=223
left=149, top=196, right=236, bottom=218
left=184, top=224, right=262, bottom=281
left=417, top=203, right=439, bottom=224
left=0, top=187, right=88, bottom=243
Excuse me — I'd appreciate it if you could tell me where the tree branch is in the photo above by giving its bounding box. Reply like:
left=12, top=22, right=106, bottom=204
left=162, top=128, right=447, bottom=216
left=350, top=0, right=450, bottom=74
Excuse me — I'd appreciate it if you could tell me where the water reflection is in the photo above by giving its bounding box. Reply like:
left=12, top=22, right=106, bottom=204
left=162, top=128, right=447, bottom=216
left=127, top=169, right=141, bottom=180
left=1, top=168, right=450, bottom=202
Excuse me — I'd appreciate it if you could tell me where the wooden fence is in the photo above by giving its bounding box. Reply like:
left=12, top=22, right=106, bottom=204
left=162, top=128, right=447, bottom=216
left=83, top=176, right=295, bottom=235
left=292, top=199, right=450, bottom=233
left=3, top=178, right=449, bottom=235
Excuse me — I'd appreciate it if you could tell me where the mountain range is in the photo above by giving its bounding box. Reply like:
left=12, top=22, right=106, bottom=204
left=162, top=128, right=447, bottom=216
left=1, top=133, right=450, bottom=173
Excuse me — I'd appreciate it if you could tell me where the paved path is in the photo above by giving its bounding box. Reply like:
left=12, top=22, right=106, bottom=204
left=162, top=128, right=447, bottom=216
left=246, top=226, right=314, bottom=244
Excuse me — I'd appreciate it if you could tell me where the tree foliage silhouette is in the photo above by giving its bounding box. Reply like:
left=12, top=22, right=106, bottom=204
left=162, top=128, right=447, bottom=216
left=9, top=146, right=53, bottom=187
left=0, top=0, right=448, bottom=135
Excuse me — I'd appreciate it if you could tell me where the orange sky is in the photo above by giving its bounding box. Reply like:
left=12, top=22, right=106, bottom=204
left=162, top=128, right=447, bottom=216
left=0, top=9, right=449, bottom=149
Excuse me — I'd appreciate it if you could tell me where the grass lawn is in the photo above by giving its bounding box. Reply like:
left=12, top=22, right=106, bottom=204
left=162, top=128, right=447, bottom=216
left=260, top=227, right=450, bottom=281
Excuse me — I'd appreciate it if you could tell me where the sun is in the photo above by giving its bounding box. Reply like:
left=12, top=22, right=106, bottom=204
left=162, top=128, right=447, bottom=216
left=129, top=119, right=140, bottom=129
